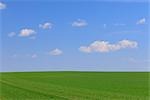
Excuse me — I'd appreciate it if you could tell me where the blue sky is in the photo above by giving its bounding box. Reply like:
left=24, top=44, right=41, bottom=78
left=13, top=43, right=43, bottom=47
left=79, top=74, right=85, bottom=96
left=0, top=0, right=149, bottom=72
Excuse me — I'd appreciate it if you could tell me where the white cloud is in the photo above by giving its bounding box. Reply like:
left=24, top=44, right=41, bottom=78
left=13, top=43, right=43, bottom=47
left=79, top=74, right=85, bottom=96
left=79, top=39, right=138, bottom=53
left=19, top=29, right=36, bottom=37
left=49, top=48, right=63, bottom=56
left=118, top=40, right=137, bottom=48
left=136, top=18, right=146, bottom=25
left=39, top=22, right=53, bottom=29
left=31, top=54, right=37, bottom=58
left=0, top=2, right=6, bottom=10
left=8, top=32, right=16, bottom=37
left=72, top=19, right=88, bottom=27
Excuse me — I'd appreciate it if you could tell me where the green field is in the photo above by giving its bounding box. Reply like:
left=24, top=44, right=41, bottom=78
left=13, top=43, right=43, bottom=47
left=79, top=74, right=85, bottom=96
left=0, top=72, right=149, bottom=100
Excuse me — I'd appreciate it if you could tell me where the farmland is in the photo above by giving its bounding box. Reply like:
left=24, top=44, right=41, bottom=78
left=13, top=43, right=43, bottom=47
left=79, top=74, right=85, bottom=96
left=0, top=72, right=149, bottom=100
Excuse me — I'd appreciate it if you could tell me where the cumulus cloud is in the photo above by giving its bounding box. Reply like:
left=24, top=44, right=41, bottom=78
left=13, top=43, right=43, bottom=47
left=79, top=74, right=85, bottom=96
left=0, top=2, right=6, bottom=10
left=39, top=22, right=53, bottom=29
left=136, top=18, right=146, bottom=25
left=8, top=32, right=16, bottom=37
left=79, top=39, right=138, bottom=53
left=19, top=29, right=36, bottom=37
left=72, top=19, right=88, bottom=27
left=49, top=48, right=63, bottom=56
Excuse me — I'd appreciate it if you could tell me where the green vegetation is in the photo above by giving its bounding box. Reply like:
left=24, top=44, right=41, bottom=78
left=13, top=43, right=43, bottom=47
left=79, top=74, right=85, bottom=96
left=0, top=72, right=149, bottom=100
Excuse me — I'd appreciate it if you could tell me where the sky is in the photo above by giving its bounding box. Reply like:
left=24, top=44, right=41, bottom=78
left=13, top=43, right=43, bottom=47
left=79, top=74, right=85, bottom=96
left=0, top=0, right=149, bottom=72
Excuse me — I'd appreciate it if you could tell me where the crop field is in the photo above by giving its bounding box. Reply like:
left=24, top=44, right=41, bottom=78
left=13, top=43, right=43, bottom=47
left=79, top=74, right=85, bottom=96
left=0, top=72, right=149, bottom=100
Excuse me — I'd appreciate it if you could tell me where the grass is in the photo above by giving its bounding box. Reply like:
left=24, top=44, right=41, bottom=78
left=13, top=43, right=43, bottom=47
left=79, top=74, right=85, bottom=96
left=0, top=71, right=149, bottom=100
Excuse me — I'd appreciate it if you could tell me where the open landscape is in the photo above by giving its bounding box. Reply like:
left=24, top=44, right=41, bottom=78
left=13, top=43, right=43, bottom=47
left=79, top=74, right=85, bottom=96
left=0, top=0, right=149, bottom=99
left=0, top=72, right=149, bottom=100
